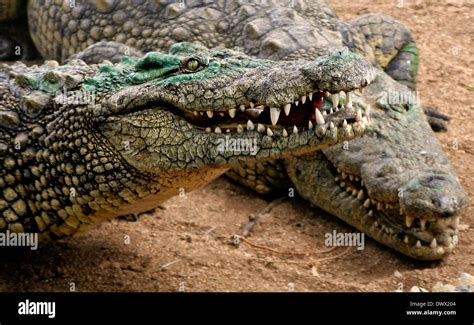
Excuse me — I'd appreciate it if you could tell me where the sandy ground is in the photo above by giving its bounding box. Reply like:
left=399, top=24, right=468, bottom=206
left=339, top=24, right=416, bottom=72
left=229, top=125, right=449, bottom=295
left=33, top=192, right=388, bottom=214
left=0, top=0, right=472, bottom=292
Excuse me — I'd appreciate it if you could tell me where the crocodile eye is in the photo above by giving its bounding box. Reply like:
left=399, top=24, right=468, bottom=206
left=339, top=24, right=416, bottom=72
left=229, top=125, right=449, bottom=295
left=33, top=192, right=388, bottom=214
left=183, top=58, right=201, bottom=72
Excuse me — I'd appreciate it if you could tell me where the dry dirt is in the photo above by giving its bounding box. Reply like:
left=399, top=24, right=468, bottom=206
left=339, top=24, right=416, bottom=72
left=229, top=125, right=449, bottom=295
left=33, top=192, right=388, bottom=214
left=0, top=0, right=472, bottom=292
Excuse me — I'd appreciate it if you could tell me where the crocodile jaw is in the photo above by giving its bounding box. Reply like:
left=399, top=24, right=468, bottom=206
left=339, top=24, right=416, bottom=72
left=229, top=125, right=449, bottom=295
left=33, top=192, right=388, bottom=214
left=286, top=73, right=465, bottom=260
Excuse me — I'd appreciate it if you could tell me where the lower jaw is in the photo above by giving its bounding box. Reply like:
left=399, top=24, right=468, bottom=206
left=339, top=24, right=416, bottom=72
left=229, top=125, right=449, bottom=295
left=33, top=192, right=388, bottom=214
left=326, top=168, right=458, bottom=260
left=318, top=183, right=455, bottom=260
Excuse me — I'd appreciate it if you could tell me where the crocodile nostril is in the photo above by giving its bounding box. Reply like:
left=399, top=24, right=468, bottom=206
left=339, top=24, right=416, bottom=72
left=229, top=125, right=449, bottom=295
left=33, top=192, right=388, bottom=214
left=420, top=175, right=447, bottom=187
left=433, top=196, right=457, bottom=217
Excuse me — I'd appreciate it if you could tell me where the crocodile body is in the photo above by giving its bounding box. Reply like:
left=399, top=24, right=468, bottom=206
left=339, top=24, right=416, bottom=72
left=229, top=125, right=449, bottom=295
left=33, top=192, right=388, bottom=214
left=0, top=0, right=465, bottom=259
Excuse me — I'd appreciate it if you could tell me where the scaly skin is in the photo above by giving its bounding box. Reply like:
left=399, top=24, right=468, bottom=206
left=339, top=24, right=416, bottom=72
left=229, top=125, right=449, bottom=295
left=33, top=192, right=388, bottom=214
left=286, top=71, right=464, bottom=260
left=0, top=42, right=373, bottom=240
left=0, top=0, right=465, bottom=259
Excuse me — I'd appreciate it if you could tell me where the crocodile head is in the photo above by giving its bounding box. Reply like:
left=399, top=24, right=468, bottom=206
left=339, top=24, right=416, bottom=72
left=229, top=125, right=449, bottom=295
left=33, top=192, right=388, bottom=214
left=0, top=42, right=375, bottom=238
left=93, top=43, right=375, bottom=175
left=286, top=71, right=465, bottom=260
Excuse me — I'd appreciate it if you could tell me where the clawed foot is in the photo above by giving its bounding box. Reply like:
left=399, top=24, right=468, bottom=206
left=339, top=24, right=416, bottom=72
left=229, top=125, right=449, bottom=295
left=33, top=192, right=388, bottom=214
left=424, top=107, right=450, bottom=132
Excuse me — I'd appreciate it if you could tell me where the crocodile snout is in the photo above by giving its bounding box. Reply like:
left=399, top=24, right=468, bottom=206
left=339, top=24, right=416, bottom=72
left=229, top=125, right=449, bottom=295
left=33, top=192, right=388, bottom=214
left=401, top=173, right=465, bottom=220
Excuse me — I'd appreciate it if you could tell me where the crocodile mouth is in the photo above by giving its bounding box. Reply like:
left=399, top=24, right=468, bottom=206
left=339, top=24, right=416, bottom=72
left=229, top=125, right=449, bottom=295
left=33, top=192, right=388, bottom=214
left=177, top=89, right=369, bottom=137
left=327, top=161, right=460, bottom=258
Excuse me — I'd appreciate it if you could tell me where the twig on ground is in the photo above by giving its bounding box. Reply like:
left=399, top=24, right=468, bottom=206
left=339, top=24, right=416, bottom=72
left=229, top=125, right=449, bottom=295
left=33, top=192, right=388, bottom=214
left=160, top=260, right=180, bottom=271
left=236, top=235, right=337, bottom=256
left=241, top=196, right=287, bottom=237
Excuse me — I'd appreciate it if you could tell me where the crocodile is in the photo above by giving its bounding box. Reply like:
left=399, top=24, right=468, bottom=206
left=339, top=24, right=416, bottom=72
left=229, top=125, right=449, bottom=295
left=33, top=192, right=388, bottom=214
left=0, top=40, right=373, bottom=240
left=0, top=0, right=465, bottom=259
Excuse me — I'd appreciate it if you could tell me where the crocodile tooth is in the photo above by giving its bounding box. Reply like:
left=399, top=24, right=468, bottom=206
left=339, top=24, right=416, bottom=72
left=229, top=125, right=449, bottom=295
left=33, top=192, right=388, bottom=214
left=246, top=108, right=264, bottom=118
left=400, top=208, right=404, bottom=216
left=330, top=108, right=334, bottom=114
left=329, top=122, right=335, bottom=130
left=361, top=180, right=365, bottom=187
left=214, top=126, right=222, bottom=134
left=295, top=101, right=299, bottom=107
left=340, top=182, right=345, bottom=188
left=219, top=112, right=225, bottom=117
left=352, top=189, right=358, bottom=197
left=270, top=107, right=280, bottom=126
left=332, top=94, right=339, bottom=108
left=416, top=240, right=422, bottom=248
left=282, top=129, right=288, bottom=137
left=237, top=124, right=243, bottom=133
left=420, top=219, right=426, bottom=231
left=359, top=87, right=365, bottom=94
left=404, top=236, right=409, bottom=244
left=266, top=128, right=273, bottom=137
left=335, top=107, right=339, bottom=112
left=335, top=177, right=339, bottom=182
left=368, top=210, right=373, bottom=217
left=430, top=238, right=437, bottom=249
left=322, top=111, right=327, bottom=117
left=205, top=127, right=211, bottom=133
left=356, top=109, right=362, bottom=122
left=257, top=123, right=265, bottom=133
left=357, top=190, right=364, bottom=200
left=341, top=172, right=347, bottom=179
left=342, top=119, right=348, bottom=128
left=293, top=125, right=298, bottom=134
left=355, top=176, right=360, bottom=182
left=193, top=111, right=198, bottom=116
left=284, top=104, right=291, bottom=116
left=363, top=199, right=371, bottom=208
left=406, top=215, right=414, bottom=228
left=247, top=120, right=255, bottom=131
left=345, top=92, right=352, bottom=109
left=337, top=168, right=341, bottom=173
left=199, top=112, right=204, bottom=115
left=240, top=104, right=246, bottom=112
left=226, top=129, right=231, bottom=133
left=301, top=95, right=307, bottom=104
left=308, top=120, right=313, bottom=130
left=228, top=108, right=236, bottom=118
left=346, top=187, right=351, bottom=193
left=250, top=102, right=255, bottom=108
left=377, top=202, right=383, bottom=211
left=315, top=109, right=325, bottom=125
left=207, top=110, right=214, bottom=118
left=308, top=92, right=313, bottom=101
left=349, top=175, right=354, bottom=181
